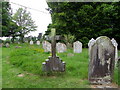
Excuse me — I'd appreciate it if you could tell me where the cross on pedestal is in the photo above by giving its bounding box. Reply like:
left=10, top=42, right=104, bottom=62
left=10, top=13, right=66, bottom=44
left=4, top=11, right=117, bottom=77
left=42, top=28, right=66, bottom=72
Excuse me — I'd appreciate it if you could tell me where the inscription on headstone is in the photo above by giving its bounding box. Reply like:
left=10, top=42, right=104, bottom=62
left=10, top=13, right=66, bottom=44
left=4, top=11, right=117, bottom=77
left=88, top=36, right=115, bottom=84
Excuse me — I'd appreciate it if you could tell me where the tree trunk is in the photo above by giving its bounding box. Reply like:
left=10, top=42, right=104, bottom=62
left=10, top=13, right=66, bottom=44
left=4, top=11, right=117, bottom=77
left=20, top=35, right=24, bottom=43
left=11, top=36, right=15, bottom=43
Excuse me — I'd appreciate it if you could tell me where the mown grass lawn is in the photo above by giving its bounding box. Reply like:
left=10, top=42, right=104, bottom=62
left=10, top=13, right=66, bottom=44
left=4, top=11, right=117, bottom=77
left=1, top=43, right=119, bottom=88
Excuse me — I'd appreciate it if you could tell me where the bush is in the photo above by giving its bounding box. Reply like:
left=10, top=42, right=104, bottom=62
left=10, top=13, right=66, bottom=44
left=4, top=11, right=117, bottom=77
left=79, top=37, right=89, bottom=48
left=4, top=38, right=11, bottom=44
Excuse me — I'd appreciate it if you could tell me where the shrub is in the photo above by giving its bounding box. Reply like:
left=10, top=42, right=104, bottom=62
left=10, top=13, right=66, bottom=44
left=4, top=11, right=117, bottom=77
left=79, top=37, right=89, bottom=48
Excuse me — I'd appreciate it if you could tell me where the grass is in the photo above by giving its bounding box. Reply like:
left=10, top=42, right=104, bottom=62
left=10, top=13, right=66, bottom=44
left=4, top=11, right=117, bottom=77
left=1, top=43, right=119, bottom=88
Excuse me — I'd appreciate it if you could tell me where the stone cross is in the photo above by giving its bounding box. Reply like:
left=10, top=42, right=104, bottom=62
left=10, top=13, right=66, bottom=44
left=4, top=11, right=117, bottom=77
left=51, top=28, right=56, bottom=58
left=42, top=28, right=66, bottom=72
left=45, top=29, right=61, bottom=56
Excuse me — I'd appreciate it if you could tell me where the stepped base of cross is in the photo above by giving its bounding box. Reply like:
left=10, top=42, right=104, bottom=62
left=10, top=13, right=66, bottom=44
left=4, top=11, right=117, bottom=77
left=42, top=56, right=66, bottom=72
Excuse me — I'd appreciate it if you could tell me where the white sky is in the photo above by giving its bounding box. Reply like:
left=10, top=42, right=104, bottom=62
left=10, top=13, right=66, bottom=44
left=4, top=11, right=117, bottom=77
left=9, top=0, right=52, bottom=37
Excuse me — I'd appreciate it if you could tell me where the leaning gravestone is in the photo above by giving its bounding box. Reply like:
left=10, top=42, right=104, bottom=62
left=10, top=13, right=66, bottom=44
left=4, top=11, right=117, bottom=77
left=88, top=36, right=115, bottom=84
left=30, top=40, right=33, bottom=45
left=36, top=41, right=40, bottom=45
left=56, top=42, right=67, bottom=53
left=42, top=28, right=65, bottom=72
left=73, top=41, right=82, bottom=53
left=42, top=41, right=51, bottom=52
left=111, top=38, right=118, bottom=66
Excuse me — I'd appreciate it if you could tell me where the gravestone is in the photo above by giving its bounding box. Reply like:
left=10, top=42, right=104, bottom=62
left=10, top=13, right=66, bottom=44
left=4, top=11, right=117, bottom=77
left=88, top=36, right=115, bottom=84
left=42, top=41, right=51, bottom=52
left=36, top=41, right=40, bottom=45
left=5, top=43, right=10, bottom=48
left=111, top=38, right=118, bottom=66
left=56, top=42, right=67, bottom=53
left=42, top=28, right=65, bottom=72
left=73, top=41, right=82, bottom=53
left=0, top=43, right=3, bottom=47
left=88, top=38, right=96, bottom=58
left=18, top=42, right=20, bottom=44
left=30, top=40, right=33, bottom=45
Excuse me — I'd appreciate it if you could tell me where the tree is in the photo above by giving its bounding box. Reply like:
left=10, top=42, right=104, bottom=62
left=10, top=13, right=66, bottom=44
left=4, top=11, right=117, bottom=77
left=9, top=21, right=19, bottom=43
left=46, top=2, right=120, bottom=49
left=13, top=8, right=37, bottom=42
left=1, top=1, right=12, bottom=37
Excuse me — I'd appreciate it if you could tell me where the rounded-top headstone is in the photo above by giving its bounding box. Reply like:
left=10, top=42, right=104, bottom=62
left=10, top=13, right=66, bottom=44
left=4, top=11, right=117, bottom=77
left=30, top=40, right=33, bottom=45
left=89, top=36, right=115, bottom=84
left=73, top=41, right=82, bottom=53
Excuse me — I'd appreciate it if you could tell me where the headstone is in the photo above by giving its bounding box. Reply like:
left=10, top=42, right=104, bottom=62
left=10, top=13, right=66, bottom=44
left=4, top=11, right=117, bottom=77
left=73, top=41, right=82, bottom=53
left=56, top=42, right=67, bottom=53
left=111, top=38, right=118, bottom=65
left=0, top=43, right=3, bottom=47
left=30, top=40, right=33, bottom=45
left=88, top=36, right=115, bottom=84
left=36, top=41, right=40, bottom=45
left=42, top=41, right=51, bottom=52
left=18, top=42, right=20, bottom=44
left=88, top=38, right=96, bottom=58
left=42, top=28, right=65, bottom=72
left=5, top=43, right=10, bottom=48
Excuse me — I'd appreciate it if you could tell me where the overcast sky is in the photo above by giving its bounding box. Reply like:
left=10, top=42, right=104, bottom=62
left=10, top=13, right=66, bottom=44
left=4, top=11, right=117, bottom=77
left=9, top=0, right=52, bottom=37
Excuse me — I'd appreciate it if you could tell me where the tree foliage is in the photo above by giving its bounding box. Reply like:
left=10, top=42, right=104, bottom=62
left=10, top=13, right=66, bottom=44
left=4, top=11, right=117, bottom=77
left=1, top=1, right=12, bottom=37
left=13, top=8, right=37, bottom=42
left=46, top=2, right=120, bottom=48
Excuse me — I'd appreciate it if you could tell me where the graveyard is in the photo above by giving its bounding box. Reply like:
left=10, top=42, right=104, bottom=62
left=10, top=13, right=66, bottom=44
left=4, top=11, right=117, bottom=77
left=1, top=39, right=120, bottom=88
left=1, top=1, right=120, bottom=89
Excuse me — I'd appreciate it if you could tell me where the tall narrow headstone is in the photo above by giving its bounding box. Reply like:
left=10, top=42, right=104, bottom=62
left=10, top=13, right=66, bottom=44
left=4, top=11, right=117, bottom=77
left=73, top=41, right=82, bottom=53
left=88, top=38, right=96, bottom=59
left=111, top=38, right=118, bottom=66
left=42, top=28, right=65, bottom=72
left=88, top=36, right=115, bottom=84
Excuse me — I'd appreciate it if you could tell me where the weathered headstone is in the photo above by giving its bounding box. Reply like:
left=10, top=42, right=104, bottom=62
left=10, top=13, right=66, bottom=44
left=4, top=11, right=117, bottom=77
left=42, top=28, right=65, bottom=72
left=36, top=41, right=40, bottom=45
left=73, top=41, right=82, bottom=53
left=30, top=40, right=33, bottom=45
left=42, top=41, right=51, bottom=52
left=18, top=42, right=20, bottom=44
left=56, top=42, right=67, bottom=53
left=0, top=43, right=3, bottom=47
left=88, top=36, right=115, bottom=84
left=111, top=38, right=118, bottom=66
left=88, top=38, right=96, bottom=58
left=5, top=43, right=10, bottom=48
